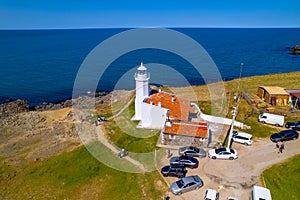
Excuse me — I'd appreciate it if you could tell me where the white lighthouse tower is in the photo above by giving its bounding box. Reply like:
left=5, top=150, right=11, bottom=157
left=132, top=62, right=150, bottom=120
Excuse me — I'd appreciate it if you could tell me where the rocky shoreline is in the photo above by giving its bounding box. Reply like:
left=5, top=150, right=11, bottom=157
left=0, top=90, right=132, bottom=164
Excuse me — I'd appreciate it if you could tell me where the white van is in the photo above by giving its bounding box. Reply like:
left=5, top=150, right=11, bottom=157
left=250, top=185, right=272, bottom=200
left=258, top=113, right=284, bottom=127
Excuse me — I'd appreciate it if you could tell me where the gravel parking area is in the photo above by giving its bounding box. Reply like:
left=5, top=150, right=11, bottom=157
left=161, top=137, right=300, bottom=200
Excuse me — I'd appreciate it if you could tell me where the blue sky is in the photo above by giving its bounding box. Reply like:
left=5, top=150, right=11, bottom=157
left=0, top=0, right=300, bottom=29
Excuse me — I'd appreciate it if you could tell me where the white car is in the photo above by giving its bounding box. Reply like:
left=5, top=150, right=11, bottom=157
left=232, top=131, right=252, bottom=146
left=204, top=188, right=219, bottom=200
left=208, top=147, right=238, bottom=160
left=227, top=197, right=238, bottom=200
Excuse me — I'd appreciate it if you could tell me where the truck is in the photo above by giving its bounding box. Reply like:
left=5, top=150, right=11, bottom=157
left=258, top=112, right=284, bottom=127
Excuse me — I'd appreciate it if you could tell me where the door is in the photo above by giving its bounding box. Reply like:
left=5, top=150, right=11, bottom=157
left=271, top=97, right=277, bottom=106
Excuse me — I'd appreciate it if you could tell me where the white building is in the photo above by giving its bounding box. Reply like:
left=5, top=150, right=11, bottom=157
left=131, top=62, right=150, bottom=121
left=132, top=63, right=198, bottom=129
left=131, top=63, right=245, bottom=147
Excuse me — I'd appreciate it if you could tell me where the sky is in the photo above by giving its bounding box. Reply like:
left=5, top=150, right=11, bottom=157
left=0, top=0, right=300, bottom=29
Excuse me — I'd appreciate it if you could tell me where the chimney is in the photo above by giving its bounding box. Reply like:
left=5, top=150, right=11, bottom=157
left=166, top=121, right=172, bottom=127
left=172, top=97, right=175, bottom=102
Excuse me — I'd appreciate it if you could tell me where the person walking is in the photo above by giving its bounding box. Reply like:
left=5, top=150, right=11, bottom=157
left=278, top=141, right=284, bottom=153
left=280, top=141, right=285, bottom=153
left=276, top=140, right=281, bottom=150
left=121, top=147, right=126, bottom=157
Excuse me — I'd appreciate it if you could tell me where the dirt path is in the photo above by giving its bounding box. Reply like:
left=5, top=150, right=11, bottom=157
left=107, top=95, right=134, bottom=121
left=163, top=137, right=300, bottom=200
left=95, top=125, right=146, bottom=172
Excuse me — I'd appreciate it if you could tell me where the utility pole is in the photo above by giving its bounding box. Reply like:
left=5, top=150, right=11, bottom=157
left=227, top=63, right=243, bottom=148
left=227, top=106, right=237, bottom=148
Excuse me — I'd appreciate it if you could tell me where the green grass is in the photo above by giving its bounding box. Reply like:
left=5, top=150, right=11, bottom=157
left=198, top=101, right=212, bottom=115
left=0, top=146, right=167, bottom=200
left=104, top=119, right=160, bottom=152
left=242, top=114, right=280, bottom=138
left=262, top=154, right=300, bottom=200
left=104, top=98, right=161, bottom=153
left=102, top=96, right=165, bottom=171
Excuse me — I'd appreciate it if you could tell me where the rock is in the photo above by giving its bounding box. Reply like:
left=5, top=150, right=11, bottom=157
left=289, top=45, right=300, bottom=55
left=0, top=99, right=29, bottom=119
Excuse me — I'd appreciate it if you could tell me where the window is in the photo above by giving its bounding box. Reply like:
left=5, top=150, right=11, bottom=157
left=169, top=134, right=175, bottom=139
left=177, top=180, right=184, bottom=188
left=189, top=182, right=196, bottom=186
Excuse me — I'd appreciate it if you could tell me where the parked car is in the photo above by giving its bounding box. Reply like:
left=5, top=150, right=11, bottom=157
left=258, top=112, right=284, bottom=126
left=178, top=146, right=206, bottom=157
left=170, top=155, right=199, bottom=168
left=227, top=197, right=238, bottom=200
left=250, top=185, right=272, bottom=200
left=270, top=129, right=299, bottom=143
left=161, top=165, right=187, bottom=178
left=204, top=188, right=219, bottom=200
left=208, top=147, right=238, bottom=160
left=232, top=131, right=252, bottom=146
left=170, top=175, right=203, bottom=195
left=285, top=121, right=300, bottom=131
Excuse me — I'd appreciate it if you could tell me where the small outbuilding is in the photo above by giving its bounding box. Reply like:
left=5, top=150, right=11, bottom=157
left=161, top=121, right=212, bottom=147
left=257, top=86, right=289, bottom=106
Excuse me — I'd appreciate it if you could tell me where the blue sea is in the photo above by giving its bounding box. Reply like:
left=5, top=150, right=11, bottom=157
left=0, top=28, right=299, bottom=106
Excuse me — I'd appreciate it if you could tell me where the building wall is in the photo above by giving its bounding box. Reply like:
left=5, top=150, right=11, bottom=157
left=134, top=79, right=149, bottom=120
left=257, top=87, right=265, bottom=99
left=140, top=102, right=169, bottom=129
left=265, top=92, right=271, bottom=103
left=273, top=95, right=289, bottom=106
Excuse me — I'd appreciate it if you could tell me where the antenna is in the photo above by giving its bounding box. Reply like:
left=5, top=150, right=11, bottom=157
left=236, top=63, right=244, bottom=95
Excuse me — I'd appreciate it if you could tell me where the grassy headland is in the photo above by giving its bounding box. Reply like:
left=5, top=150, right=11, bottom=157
left=1, top=71, right=300, bottom=199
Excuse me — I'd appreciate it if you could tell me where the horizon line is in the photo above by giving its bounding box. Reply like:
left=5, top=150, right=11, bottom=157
left=1, top=25, right=300, bottom=31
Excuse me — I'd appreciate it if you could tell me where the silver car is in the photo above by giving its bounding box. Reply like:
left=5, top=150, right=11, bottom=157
left=178, top=146, right=206, bottom=157
left=170, top=175, right=203, bottom=195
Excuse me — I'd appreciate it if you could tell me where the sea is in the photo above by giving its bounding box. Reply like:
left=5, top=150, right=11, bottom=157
left=0, top=28, right=299, bottom=106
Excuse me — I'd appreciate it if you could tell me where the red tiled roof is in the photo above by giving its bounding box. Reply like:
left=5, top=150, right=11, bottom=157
left=145, top=92, right=195, bottom=121
left=163, top=121, right=208, bottom=138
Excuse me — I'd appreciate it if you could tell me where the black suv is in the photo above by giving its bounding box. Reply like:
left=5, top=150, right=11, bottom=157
left=285, top=121, right=300, bottom=131
left=161, top=165, right=187, bottom=178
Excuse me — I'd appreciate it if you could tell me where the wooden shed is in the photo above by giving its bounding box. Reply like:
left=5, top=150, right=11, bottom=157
left=257, top=86, right=289, bottom=106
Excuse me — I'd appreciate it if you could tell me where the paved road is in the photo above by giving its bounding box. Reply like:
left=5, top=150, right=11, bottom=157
left=163, top=137, right=300, bottom=200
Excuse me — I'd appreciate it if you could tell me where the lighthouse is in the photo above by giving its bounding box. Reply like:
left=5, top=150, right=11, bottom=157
left=132, top=62, right=150, bottom=120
